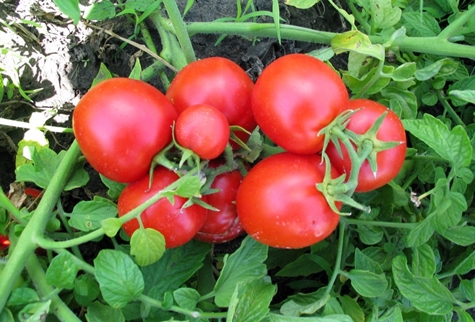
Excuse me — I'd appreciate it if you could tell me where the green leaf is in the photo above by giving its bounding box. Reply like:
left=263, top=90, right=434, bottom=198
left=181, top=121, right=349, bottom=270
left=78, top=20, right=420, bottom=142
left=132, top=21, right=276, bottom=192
left=142, top=240, right=210, bottom=298
left=392, top=255, right=456, bottom=315
left=414, top=58, right=459, bottom=81
left=174, top=175, right=203, bottom=199
left=411, top=244, right=436, bottom=277
left=331, top=30, right=384, bottom=60
left=68, top=196, right=118, bottom=232
left=401, top=11, right=441, bottom=37
left=124, top=0, right=160, bottom=12
left=356, top=224, right=383, bottom=245
left=441, top=225, right=475, bottom=246
left=449, top=75, right=475, bottom=106
left=285, top=0, right=321, bottom=9
left=449, top=90, right=475, bottom=104
left=84, top=0, right=116, bottom=20
left=129, top=58, right=142, bottom=80
left=74, top=274, right=100, bottom=307
left=354, top=248, right=383, bottom=274
left=94, top=249, right=144, bottom=308
left=53, top=0, right=80, bottom=24
left=406, top=218, right=434, bottom=247
left=45, top=252, right=79, bottom=290
left=6, top=288, right=39, bottom=308
left=227, top=278, right=276, bottom=322
left=265, top=313, right=353, bottom=322
left=100, top=175, right=126, bottom=200
left=451, top=250, right=475, bottom=275
left=430, top=191, right=466, bottom=234
left=373, top=306, right=403, bottom=322
left=370, top=0, right=402, bottom=30
left=346, top=269, right=388, bottom=297
left=402, top=114, right=472, bottom=169
left=173, top=287, right=201, bottom=310
left=101, top=217, right=123, bottom=237
left=280, top=289, right=330, bottom=317
left=15, top=147, right=89, bottom=190
left=130, top=228, right=166, bottom=266
left=389, top=62, right=416, bottom=82
left=382, top=86, right=418, bottom=118
left=18, top=300, right=51, bottom=321
left=339, top=295, right=364, bottom=322
left=91, top=63, right=113, bottom=88
left=85, top=301, right=125, bottom=322
left=213, top=236, right=268, bottom=307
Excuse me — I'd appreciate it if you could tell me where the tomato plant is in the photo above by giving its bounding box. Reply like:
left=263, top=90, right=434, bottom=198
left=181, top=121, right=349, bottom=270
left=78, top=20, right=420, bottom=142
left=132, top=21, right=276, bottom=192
left=166, top=57, right=255, bottom=146
left=175, top=104, right=230, bottom=160
left=236, top=152, right=341, bottom=249
left=73, top=78, right=178, bottom=183
left=117, top=167, right=208, bottom=248
left=195, top=166, right=243, bottom=243
left=326, top=99, right=407, bottom=192
left=252, top=54, right=349, bottom=155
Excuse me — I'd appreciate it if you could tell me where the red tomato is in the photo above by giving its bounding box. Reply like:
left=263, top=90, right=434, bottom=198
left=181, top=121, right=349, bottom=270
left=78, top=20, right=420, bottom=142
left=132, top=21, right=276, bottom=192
left=236, top=152, right=341, bottom=249
left=195, top=167, right=243, bottom=243
left=252, top=54, right=349, bottom=155
left=0, top=234, right=9, bottom=252
left=326, top=99, right=407, bottom=193
left=166, top=57, right=255, bottom=146
left=117, top=167, right=208, bottom=248
left=73, top=78, right=178, bottom=183
left=175, top=104, right=230, bottom=159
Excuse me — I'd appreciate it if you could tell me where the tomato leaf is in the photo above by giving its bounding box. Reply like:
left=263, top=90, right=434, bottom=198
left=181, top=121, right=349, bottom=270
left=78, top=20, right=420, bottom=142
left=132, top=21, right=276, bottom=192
left=67, top=196, right=118, bottom=232
left=45, top=252, right=79, bottom=290
left=448, top=250, right=475, bottom=276
left=345, top=269, right=388, bottom=298
left=130, top=228, right=166, bottom=266
left=226, top=277, right=276, bottom=322
left=100, top=174, right=126, bottom=200
left=411, top=244, right=436, bottom=278
left=173, top=287, right=201, bottom=310
left=94, top=249, right=144, bottom=308
left=332, top=30, right=385, bottom=61
left=91, top=63, right=113, bottom=88
left=402, top=114, right=472, bottom=170
left=213, top=236, right=268, bottom=307
left=279, top=289, right=330, bottom=316
left=74, top=274, right=100, bottom=307
left=392, top=255, right=456, bottom=315
left=85, top=301, right=125, bottom=322
left=129, top=58, right=142, bottom=80
left=401, top=11, right=441, bottom=37
left=84, top=0, right=116, bottom=21
left=15, top=146, right=89, bottom=191
left=101, top=218, right=123, bottom=237
left=52, top=0, right=80, bottom=24
left=141, top=240, right=210, bottom=298
left=441, top=225, right=475, bottom=246
left=285, top=0, right=321, bottom=10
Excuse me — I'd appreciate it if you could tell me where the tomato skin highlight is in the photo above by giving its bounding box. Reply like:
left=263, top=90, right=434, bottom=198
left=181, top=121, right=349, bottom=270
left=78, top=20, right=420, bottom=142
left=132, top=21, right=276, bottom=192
left=73, top=78, right=178, bottom=183
left=326, top=99, right=407, bottom=192
left=195, top=167, right=244, bottom=243
left=236, top=152, right=341, bottom=249
left=166, top=57, right=255, bottom=145
left=252, top=54, right=349, bottom=155
left=175, top=104, right=230, bottom=160
left=117, top=167, right=208, bottom=248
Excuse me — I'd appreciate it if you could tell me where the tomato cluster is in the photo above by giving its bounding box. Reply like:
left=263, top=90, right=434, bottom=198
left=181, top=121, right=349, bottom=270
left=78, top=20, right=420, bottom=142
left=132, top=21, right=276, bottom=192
left=72, top=54, right=406, bottom=250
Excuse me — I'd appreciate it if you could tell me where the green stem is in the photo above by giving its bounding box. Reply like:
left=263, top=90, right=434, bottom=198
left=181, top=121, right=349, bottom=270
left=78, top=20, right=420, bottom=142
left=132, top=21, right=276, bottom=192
left=0, top=140, right=81, bottom=310
left=25, top=255, right=81, bottom=321
left=163, top=0, right=196, bottom=64
left=437, top=90, right=465, bottom=127
left=324, top=222, right=346, bottom=296
left=186, top=22, right=475, bottom=59
left=438, top=4, right=475, bottom=40
left=0, top=188, right=27, bottom=225
left=140, top=22, right=158, bottom=55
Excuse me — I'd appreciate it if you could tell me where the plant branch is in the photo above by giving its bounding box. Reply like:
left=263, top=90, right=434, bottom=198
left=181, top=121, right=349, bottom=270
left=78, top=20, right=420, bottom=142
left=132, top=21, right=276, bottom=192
left=438, top=4, right=475, bottom=40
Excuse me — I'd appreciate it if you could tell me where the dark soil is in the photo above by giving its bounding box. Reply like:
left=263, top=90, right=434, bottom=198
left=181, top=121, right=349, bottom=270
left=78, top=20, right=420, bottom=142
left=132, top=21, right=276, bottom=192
left=0, top=0, right=347, bottom=195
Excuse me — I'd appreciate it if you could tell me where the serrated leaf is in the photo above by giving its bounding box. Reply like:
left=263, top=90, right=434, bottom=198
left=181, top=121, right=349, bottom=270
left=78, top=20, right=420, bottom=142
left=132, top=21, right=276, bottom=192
left=402, top=114, right=472, bottom=169
left=68, top=196, right=117, bottom=232
left=213, top=236, right=268, bottom=307
left=15, top=147, right=89, bottom=190
left=85, top=301, right=125, bottom=322
left=130, top=228, right=166, bottom=266
left=45, top=252, right=79, bottom=290
left=94, top=249, right=144, bottom=308
left=142, top=240, right=210, bottom=298
left=84, top=0, right=116, bottom=21
left=370, top=0, right=401, bottom=29
left=227, top=278, right=276, bottom=322
left=392, top=255, right=456, bottom=315
left=401, top=11, right=441, bottom=37
left=346, top=269, right=388, bottom=297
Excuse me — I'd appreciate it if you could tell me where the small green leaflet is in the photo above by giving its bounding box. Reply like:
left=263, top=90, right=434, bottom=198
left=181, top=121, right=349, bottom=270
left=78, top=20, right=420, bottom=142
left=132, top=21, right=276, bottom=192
left=85, top=301, right=125, bottom=322
left=449, top=90, right=475, bottom=104
left=84, top=0, right=116, bottom=21
left=173, top=287, right=201, bottom=311
left=67, top=196, right=118, bottom=232
left=74, top=274, right=100, bottom=307
left=15, top=146, right=89, bottom=190
left=130, top=228, right=166, bottom=266
left=285, top=0, right=321, bottom=9
left=392, top=255, right=456, bottom=315
left=45, top=252, right=80, bottom=289
left=345, top=269, right=388, bottom=298
left=331, top=30, right=384, bottom=61
left=213, top=236, right=268, bottom=307
left=94, top=249, right=144, bottom=308
left=279, top=289, right=330, bottom=316
left=402, top=114, right=472, bottom=170
left=53, top=0, right=80, bottom=24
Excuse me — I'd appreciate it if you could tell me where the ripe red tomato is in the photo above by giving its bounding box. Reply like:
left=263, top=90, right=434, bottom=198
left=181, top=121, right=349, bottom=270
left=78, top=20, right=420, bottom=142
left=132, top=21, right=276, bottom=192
left=236, top=152, right=341, bottom=249
left=166, top=57, right=255, bottom=146
left=117, top=167, right=208, bottom=248
left=0, top=234, right=9, bottom=252
left=73, top=78, right=178, bottom=183
left=175, top=104, right=230, bottom=159
left=252, top=54, right=349, bottom=155
left=195, top=167, right=243, bottom=243
left=326, top=99, right=407, bottom=193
